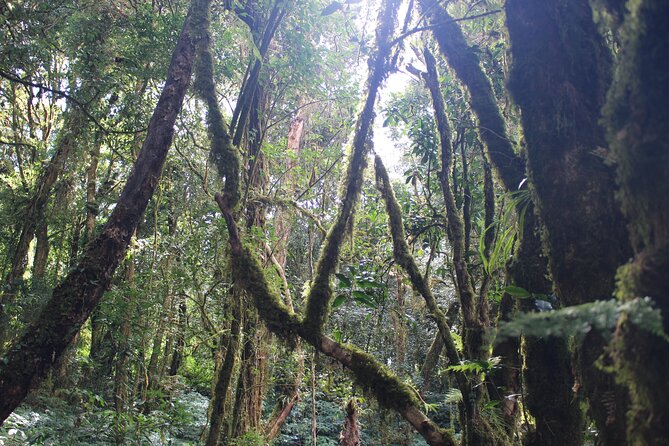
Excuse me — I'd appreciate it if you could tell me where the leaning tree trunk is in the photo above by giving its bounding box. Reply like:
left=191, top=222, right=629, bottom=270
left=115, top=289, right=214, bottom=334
left=0, top=0, right=202, bottom=423
left=505, top=0, right=632, bottom=443
left=604, top=0, right=669, bottom=443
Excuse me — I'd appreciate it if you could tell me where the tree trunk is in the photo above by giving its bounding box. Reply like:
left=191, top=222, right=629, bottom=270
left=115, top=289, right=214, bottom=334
left=421, top=46, right=504, bottom=446
left=339, top=398, right=361, bottom=446
left=505, top=0, right=632, bottom=443
left=113, top=259, right=136, bottom=444
left=0, top=0, right=202, bottom=423
left=204, top=289, right=243, bottom=446
left=604, top=0, right=669, bottom=443
left=420, top=2, right=584, bottom=439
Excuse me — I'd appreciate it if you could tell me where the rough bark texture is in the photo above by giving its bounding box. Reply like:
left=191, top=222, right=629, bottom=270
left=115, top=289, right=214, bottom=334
left=0, top=0, right=200, bottom=423
left=505, top=0, right=632, bottom=443
left=604, top=0, right=669, bottom=443
left=340, top=399, right=361, bottom=446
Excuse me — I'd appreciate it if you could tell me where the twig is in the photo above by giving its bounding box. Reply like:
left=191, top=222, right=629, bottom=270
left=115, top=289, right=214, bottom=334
left=389, top=9, right=502, bottom=47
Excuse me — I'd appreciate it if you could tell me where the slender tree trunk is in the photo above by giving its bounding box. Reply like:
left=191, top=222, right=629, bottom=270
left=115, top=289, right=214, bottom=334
left=421, top=47, right=503, bottom=445
left=168, top=294, right=187, bottom=376
left=32, top=221, right=49, bottom=282
left=205, top=289, right=243, bottom=446
left=113, top=259, right=136, bottom=444
left=145, top=209, right=179, bottom=394
left=0, top=0, right=201, bottom=423
left=263, top=102, right=307, bottom=440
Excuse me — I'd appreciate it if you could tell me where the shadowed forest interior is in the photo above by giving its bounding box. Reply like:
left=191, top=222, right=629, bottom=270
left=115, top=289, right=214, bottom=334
left=0, top=0, right=668, bottom=444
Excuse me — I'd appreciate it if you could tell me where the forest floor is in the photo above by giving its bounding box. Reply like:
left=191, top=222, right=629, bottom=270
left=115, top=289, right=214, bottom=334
left=0, top=387, right=209, bottom=445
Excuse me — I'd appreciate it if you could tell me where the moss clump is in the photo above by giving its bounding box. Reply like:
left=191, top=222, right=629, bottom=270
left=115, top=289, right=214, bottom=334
left=232, top=244, right=302, bottom=339
left=342, top=343, right=419, bottom=409
left=604, top=0, right=669, bottom=442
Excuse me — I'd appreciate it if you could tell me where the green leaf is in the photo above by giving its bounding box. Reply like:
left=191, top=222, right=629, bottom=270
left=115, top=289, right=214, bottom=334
left=444, top=388, right=463, bottom=403
left=503, top=285, right=531, bottom=298
left=353, top=291, right=377, bottom=308
left=333, top=294, right=347, bottom=308
left=336, top=273, right=351, bottom=288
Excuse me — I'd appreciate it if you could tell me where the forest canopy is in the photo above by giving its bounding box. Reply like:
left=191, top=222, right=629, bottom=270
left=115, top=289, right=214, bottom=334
left=0, top=0, right=667, bottom=445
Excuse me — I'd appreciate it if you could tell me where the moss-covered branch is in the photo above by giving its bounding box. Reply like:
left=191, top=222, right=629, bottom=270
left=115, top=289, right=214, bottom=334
left=422, top=45, right=513, bottom=446
left=374, top=155, right=464, bottom=377
left=192, top=0, right=240, bottom=209
left=418, top=0, right=524, bottom=193
left=422, top=46, right=479, bottom=356
left=216, top=193, right=457, bottom=446
left=302, top=0, right=401, bottom=336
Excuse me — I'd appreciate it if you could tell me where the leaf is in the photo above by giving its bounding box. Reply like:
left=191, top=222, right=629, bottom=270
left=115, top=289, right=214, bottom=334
left=321, top=1, right=342, bottom=16
left=351, top=290, right=368, bottom=299
left=444, top=388, right=463, bottom=403
left=356, top=279, right=379, bottom=289
left=335, top=273, right=351, bottom=288
left=352, top=291, right=377, bottom=308
left=503, top=285, right=531, bottom=298
left=333, top=294, right=347, bottom=308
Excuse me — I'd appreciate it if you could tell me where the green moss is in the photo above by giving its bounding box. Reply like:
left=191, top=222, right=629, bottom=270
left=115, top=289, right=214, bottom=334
left=192, top=0, right=241, bottom=209
left=604, top=1, right=669, bottom=441
left=341, top=343, right=419, bottom=409
left=232, top=244, right=302, bottom=339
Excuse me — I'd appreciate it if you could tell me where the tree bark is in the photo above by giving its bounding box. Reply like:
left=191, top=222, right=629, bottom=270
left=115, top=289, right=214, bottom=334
left=419, top=3, right=584, bottom=440
left=604, top=0, right=669, bottom=443
left=205, top=289, right=243, bottom=446
left=339, top=398, right=361, bottom=446
left=0, top=0, right=201, bottom=423
left=422, top=48, right=503, bottom=445
left=505, top=0, right=632, bottom=443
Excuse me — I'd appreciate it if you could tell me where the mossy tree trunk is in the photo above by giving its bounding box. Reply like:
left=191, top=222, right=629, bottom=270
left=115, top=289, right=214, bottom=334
left=505, top=0, right=632, bottom=443
left=204, top=288, right=243, bottom=446
left=420, top=46, right=506, bottom=446
left=420, top=1, right=584, bottom=440
left=0, top=0, right=202, bottom=423
left=604, top=0, right=669, bottom=443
